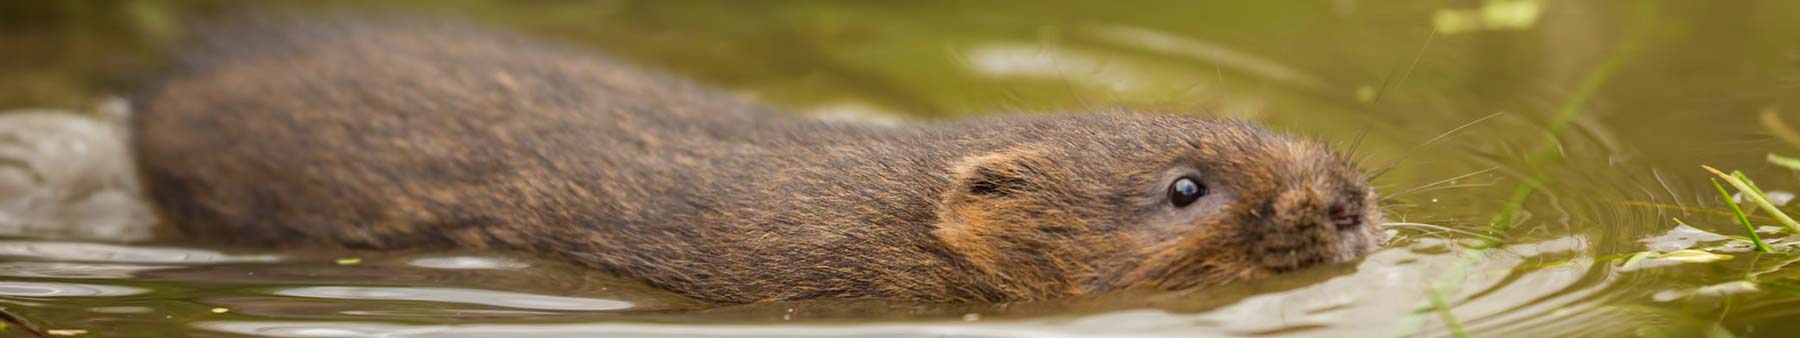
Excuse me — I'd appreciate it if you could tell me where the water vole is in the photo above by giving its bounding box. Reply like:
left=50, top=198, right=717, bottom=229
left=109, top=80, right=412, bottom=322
left=132, top=18, right=1385, bottom=303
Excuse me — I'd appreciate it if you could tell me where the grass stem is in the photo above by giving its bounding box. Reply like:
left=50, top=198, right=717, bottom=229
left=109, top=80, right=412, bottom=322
left=1710, top=178, right=1771, bottom=252
left=1426, top=287, right=1471, bottom=338
left=1703, top=166, right=1800, bottom=234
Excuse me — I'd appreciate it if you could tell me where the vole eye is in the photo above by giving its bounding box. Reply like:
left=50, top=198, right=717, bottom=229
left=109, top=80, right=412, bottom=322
left=1168, top=177, right=1206, bottom=207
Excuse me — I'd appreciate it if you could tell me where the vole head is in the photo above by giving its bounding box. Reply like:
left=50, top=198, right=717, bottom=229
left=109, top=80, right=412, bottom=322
left=934, top=114, right=1383, bottom=300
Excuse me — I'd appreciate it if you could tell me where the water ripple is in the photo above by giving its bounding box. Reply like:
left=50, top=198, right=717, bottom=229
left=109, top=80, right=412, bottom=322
left=0, top=241, right=280, bottom=263
left=0, top=261, right=175, bottom=279
left=196, top=319, right=1223, bottom=338
left=272, top=286, right=633, bottom=311
left=407, top=256, right=529, bottom=270
left=0, top=281, right=146, bottom=297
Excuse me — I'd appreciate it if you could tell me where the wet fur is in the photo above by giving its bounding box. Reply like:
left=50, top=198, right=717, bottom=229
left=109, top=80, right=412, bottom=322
left=133, top=17, right=1384, bottom=303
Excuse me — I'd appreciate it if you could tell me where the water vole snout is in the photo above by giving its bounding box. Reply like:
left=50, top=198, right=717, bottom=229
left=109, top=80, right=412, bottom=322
left=1239, top=138, right=1385, bottom=273
left=1253, top=164, right=1383, bottom=273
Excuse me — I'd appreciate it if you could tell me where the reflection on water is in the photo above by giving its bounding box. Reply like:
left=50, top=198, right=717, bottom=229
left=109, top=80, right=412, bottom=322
left=0, top=240, right=280, bottom=263
left=88, top=306, right=154, bottom=314
left=0, top=281, right=146, bottom=297
left=335, top=309, right=559, bottom=319
left=1080, top=25, right=1323, bottom=90
left=0, top=262, right=174, bottom=279
left=407, top=256, right=530, bottom=270
left=1640, top=225, right=1735, bottom=253
left=273, top=287, right=634, bottom=311
left=2, top=0, right=1800, bottom=337
left=963, top=43, right=1144, bottom=93
left=0, top=237, right=1643, bottom=337
left=194, top=320, right=1201, bottom=338
left=172, top=234, right=1644, bottom=338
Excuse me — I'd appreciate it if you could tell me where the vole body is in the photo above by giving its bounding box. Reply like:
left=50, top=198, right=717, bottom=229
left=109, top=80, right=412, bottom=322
left=133, top=18, right=1384, bottom=303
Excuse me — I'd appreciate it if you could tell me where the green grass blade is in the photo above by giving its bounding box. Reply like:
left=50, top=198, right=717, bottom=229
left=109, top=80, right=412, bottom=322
left=1426, top=287, right=1471, bottom=338
left=1770, top=153, right=1800, bottom=171
left=1710, top=178, right=1771, bottom=252
left=1731, top=171, right=1768, bottom=197
left=1621, top=251, right=1655, bottom=269
left=1704, top=166, right=1800, bottom=234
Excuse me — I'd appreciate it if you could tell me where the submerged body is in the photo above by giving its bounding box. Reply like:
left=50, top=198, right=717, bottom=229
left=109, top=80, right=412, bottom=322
left=133, top=18, right=1385, bottom=303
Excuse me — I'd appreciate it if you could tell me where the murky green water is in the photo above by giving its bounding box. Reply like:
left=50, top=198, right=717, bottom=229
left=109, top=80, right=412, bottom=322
left=3, top=1, right=1800, bottom=337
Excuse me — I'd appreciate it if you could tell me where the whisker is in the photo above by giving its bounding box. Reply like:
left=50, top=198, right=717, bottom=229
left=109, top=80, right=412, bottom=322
left=1214, top=63, right=1231, bottom=106
left=1367, top=167, right=1393, bottom=180
left=1368, top=112, right=1503, bottom=179
left=1381, top=203, right=1419, bottom=210
left=1359, top=30, right=1441, bottom=176
left=1345, top=128, right=1369, bottom=162
left=1372, top=29, right=1437, bottom=104
left=1380, top=167, right=1499, bottom=201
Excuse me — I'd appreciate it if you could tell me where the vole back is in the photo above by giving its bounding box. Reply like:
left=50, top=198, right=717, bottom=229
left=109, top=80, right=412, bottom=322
left=135, top=17, right=775, bottom=247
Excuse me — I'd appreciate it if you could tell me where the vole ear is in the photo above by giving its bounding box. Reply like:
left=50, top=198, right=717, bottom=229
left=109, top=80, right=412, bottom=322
left=937, top=148, right=1083, bottom=298
left=949, top=148, right=1053, bottom=198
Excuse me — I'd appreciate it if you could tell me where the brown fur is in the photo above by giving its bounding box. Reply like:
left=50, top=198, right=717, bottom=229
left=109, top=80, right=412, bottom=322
left=131, top=17, right=1385, bottom=303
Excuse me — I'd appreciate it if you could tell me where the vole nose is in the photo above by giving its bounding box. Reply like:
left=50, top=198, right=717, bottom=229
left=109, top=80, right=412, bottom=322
left=1270, top=189, right=1359, bottom=232
left=1253, top=188, right=1358, bottom=272
left=1329, top=204, right=1361, bottom=230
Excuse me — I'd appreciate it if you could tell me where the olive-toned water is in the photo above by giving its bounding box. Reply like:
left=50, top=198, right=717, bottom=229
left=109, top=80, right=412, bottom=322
left=3, top=1, right=1799, bottom=337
